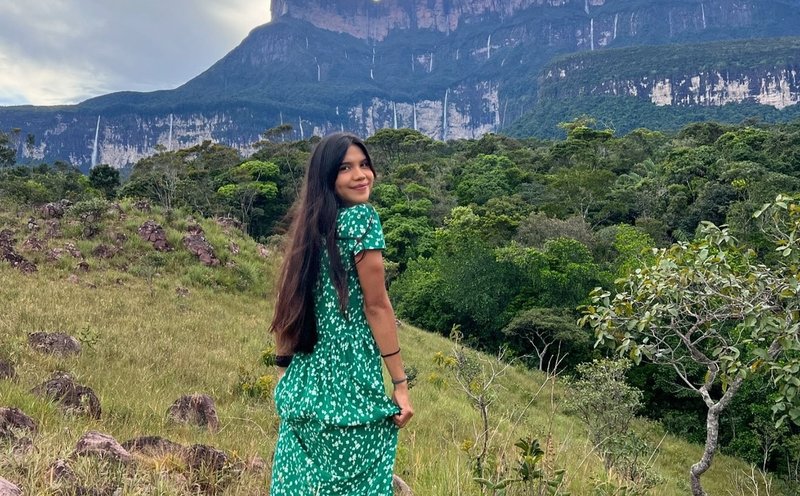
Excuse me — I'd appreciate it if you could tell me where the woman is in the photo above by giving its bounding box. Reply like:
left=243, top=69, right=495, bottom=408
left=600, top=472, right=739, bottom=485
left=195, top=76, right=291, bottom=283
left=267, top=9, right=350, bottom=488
left=270, top=133, right=414, bottom=495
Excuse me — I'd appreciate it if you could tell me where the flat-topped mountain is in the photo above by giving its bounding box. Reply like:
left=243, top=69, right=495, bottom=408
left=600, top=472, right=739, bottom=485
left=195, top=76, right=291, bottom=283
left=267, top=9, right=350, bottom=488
left=3, top=0, right=800, bottom=168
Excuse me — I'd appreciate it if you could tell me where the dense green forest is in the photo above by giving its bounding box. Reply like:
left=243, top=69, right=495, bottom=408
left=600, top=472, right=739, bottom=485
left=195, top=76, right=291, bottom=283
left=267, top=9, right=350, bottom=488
left=2, top=119, right=800, bottom=491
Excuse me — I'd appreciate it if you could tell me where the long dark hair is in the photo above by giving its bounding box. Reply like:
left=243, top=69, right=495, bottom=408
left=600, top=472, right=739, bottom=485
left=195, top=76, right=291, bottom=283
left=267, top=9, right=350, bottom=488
left=270, top=133, right=376, bottom=354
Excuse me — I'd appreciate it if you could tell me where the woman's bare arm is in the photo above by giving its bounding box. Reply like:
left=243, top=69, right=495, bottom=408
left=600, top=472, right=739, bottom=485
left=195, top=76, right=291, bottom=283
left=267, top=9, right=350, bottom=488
left=356, top=249, right=414, bottom=427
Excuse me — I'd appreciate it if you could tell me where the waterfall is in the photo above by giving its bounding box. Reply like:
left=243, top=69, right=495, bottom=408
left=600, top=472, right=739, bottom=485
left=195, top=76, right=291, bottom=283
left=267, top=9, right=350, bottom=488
left=668, top=11, right=673, bottom=36
left=584, top=0, right=590, bottom=15
left=335, top=106, right=339, bottom=116
left=442, top=88, right=449, bottom=141
left=168, top=113, right=173, bottom=152
left=429, top=53, right=433, bottom=73
left=413, top=103, right=417, bottom=131
left=91, top=116, right=100, bottom=167
left=372, top=47, right=375, bottom=65
left=393, top=101, right=398, bottom=129
left=370, top=68, right=374, bottom=80
left=487, top=34, right=491, bottom=60
left=701, top=3, right=707, bottom=29
left=411, top=53, right=415, bottom=72
left=299, top=117, right=304, bottom=140
left=613, top=13, right=618, bottom=39
left=456, top=48, right=459, bottom=61
left=305, top=37, right=309, bottom=49
left=317, top=64, right=321, bottom=82
left=590, top=19, right=594, bottom=51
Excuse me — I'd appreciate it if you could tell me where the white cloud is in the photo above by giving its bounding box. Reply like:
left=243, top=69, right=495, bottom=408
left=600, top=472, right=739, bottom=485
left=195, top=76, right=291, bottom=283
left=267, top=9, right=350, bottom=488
left=0, top=1, right=271, bottom=106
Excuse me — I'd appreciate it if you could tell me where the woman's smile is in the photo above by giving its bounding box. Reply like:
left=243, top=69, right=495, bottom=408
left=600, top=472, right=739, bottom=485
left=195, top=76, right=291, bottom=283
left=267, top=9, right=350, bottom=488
left=335, top=144, right=374, bottom=206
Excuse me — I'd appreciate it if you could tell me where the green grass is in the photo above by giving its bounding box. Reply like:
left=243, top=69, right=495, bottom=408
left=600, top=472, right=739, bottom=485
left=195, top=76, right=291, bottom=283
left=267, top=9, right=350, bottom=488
left=0, top=201, right=780, bottom=494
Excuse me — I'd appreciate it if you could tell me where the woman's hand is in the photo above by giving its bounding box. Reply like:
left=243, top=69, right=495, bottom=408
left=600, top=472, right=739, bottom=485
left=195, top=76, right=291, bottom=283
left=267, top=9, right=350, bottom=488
left=391, top=383, right=414, bottom=428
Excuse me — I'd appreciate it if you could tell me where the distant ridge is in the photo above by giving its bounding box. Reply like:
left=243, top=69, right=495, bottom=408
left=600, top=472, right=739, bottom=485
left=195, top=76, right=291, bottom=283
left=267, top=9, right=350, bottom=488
left=3, top=0, right=800, bottom=167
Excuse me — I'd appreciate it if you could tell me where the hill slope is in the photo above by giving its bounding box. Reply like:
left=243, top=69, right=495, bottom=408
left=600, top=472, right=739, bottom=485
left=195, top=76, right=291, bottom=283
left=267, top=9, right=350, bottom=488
left=0, top=199, right=773, bottom=494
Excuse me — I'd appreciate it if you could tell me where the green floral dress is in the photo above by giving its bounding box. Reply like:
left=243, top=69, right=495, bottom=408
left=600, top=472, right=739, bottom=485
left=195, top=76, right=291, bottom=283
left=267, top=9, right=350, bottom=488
left=271, top=203, right=400, bottom=495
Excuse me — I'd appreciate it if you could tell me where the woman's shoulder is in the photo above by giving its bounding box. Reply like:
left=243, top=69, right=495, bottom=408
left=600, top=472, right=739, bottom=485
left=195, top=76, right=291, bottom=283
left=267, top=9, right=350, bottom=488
left=337, top=203, right=379, bottom=238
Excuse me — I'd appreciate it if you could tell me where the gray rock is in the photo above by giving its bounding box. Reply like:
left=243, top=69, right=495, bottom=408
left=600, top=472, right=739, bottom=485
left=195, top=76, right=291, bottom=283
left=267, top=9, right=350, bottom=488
left=0, top=407, right=37, bottom=440
left=28, top=332, right=81, bottom=356
left=73, top=431, right=131, bottom=464
left=46, top=458, right=76, bottom=484
left=91, top=244, right=117, bottom=259
left=122, top=436, right=184, bottom=458
left=45, top=219, right=62, bottom=238
left=138, top=220, right=172, bottom=251
left=0, top=477, right=21, bottom=496
left=182, top=225, right=220, bottom=266
left=64, top=243, right=83, bottom=259
left=1, top=230, right=37, bottom=274
left=40, top=200, right=72, bottom=219
left=167, top=394, right=220, bottom=432
left=184, top=444, right=228, bottom=472
left=215, top=216, right=242, bottom=232
left=245, top=454, right=266, bottom=473
left=0, top=358, right=14, bottom=380
left=21, top=235, right=44, bottom=252
left=393, top=474, right=413, bottom=495
left=32, top=372, right=101, bottom=419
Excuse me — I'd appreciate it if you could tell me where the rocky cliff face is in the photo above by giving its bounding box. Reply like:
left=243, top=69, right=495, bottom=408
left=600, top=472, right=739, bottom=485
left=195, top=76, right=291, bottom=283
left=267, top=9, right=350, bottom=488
left=271, top=0, right=593, bottom=41
left=270, top=0, right=773, bottom=43
left=545, top=67, right=800, bottom=109
left=540, top=38, right=800, bottom=110
left=3, top=0, right=800, bottom=168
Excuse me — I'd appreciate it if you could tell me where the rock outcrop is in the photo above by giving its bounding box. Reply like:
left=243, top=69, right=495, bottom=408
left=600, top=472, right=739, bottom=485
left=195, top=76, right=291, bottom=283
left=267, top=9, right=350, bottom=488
left=32, top=372, right=101, bottom=419
left=0, top=407, right=37, bottom=440
left=1, top=229, right=37, bottom=273
left=0, top=478, right=22, bottom=496
left=73, top=431, right=132, bottom=464
left=0, top=358, right=15, bottom=380
left=28, top=332, right=82, bottom=356
left=138, top=221, right=172, bottom=252
left=182, top=225, right=220, bottom=266
left=167, top=394, right=220, bottom=432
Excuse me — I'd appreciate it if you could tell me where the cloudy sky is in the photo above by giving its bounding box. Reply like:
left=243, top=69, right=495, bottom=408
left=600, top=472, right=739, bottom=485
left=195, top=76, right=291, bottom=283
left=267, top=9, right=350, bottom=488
left=0, top=1, right=271, bottom=106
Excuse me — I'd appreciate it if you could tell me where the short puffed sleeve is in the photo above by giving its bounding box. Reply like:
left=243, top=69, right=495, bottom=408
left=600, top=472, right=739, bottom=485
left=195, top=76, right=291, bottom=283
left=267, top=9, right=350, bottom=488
left=336, top=203, right=385, bottom=256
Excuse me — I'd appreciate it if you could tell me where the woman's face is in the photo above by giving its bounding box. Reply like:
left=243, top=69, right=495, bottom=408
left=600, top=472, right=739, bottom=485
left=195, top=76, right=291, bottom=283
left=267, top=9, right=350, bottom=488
left=335, top=144, right=374, bottom=206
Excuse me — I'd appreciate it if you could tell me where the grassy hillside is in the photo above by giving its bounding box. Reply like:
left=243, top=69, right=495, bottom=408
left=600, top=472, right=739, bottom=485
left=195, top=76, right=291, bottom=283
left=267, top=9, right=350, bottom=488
left=0, top=199, right=774, bottom=494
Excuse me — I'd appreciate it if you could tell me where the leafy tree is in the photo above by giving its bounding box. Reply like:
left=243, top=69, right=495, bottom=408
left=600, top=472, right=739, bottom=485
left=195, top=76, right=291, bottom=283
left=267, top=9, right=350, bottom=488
left=496, top=238, right=605, bottom=310
left=366, top=128, right=434, bottom=169
left=454, top=154, right=527, bottom=206
left=89, top=163, right=120, bottom=199
left=502, top=307, right=589, bottom=374
left=121, top=151, right=182, bottom=210
left=567, top=358, right=651, bottom=484
left=581, top=217, right=800, bottom=495
left=0, top=131, right=16, bottom=167
left=216, top=160, right=280, bottom=234
left=545, top=166, right=616, bottom=221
